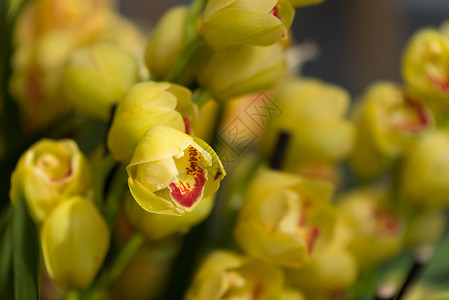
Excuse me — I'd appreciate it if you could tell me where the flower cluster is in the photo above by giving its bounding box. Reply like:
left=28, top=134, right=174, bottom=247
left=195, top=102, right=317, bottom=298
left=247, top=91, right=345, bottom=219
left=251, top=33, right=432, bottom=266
left=3, top=0, right=449, bottom=300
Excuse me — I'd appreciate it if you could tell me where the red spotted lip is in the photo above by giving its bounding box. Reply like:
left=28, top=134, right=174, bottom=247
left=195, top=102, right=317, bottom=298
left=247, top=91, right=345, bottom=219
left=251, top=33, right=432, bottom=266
left=391, top=97, right=431, bottom=133
left=169, top=169, right=207, bottom=208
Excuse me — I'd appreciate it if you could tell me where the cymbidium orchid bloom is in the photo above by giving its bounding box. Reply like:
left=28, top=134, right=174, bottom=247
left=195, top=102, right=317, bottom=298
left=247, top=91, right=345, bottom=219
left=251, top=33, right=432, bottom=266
left=124, top=193, right=215, bottom=240
left=234, top=168, right=336, bottom=268
left=41, top=196, right=109, bottom=290
left=185, top=250, right=286, bottom=300
left=198, top=43, right=286, bottom=101
left=262, top=78, right=355, bottom=173
left=145, top=6, right=188, bottom=79
left=402, top=28, right=449, bottom=101
left=286, top=218, right=358, bottom=298
left=10, top=139, right=92, bottom=223
left=61, top=44, right=140, bottom=120
left=126, top=126, right=225, bottom=216
left=200, top=0, right=295, bottom=50
left=107, top=81, right=197, bottom=164
left=337, top=187, right=405, bottom=269
left=349, top=82, right=434, bottom=180
left=400, top=132, right=449, bottom=210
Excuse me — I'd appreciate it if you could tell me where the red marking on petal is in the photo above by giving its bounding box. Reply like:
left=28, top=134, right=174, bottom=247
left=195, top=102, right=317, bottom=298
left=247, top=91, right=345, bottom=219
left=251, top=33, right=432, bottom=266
left=429, top=73, right=449, bottom=92
left=305, top=227, right=320, bottom=254
left=169, top=169, right=207, bottom=208
left=269, top=6, right=280, bottom=20
left=252, top=283, right=264, bottom=300
left=391, top=97, right=431, bottom=133
left=183, top=118, right=191, bottom=135
left=375, top=210, right=400, bottom=236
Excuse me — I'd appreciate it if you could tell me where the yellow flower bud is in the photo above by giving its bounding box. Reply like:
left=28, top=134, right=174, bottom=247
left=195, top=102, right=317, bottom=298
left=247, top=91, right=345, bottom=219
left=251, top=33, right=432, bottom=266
left=200, top=0, right=295, bottom=50
left=124, top=193, right=215, bottom=240
left=234, top=168, right=336, bottom=268
left=400, top=131, right=449, bottom=210
left=107, top=81, right=196, bottom=163
left=126, top=126, right=225, bottom=216
left=10, top=139, right=92, bottom=223
left=61, top=44, right=140, bottom=120
left=337, top=188, right=405, bottom=269
left=185, top=250, right=285, bottom=300
left=198, top=43, right=286, bottom=100
left=40, top=196, right=109, bottom=290
left=262, top=78, right=355, bottom=171
left=145, top=6, right=188, bottom=79
left=402, top=28, right=449, bottom=100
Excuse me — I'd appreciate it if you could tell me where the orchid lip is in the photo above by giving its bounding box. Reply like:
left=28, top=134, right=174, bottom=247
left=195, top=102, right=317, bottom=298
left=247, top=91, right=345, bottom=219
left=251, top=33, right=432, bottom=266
left=390, top=97, right=431, bottom=133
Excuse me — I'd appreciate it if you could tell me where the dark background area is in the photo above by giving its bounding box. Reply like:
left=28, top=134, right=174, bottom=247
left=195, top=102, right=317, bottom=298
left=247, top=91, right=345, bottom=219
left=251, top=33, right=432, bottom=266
left=120, top=0, right=449, bottom=98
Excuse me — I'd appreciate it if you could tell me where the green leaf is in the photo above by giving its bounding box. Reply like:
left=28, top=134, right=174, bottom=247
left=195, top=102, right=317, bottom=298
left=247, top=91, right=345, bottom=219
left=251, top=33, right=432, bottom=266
left=11, top=198, right=39, bottom=300
left=0, top=207, right=14, bottom=299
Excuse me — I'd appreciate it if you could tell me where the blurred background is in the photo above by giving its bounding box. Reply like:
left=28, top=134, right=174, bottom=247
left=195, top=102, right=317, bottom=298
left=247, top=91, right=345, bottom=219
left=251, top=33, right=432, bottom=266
left=120, top=0, right=449, bottom=97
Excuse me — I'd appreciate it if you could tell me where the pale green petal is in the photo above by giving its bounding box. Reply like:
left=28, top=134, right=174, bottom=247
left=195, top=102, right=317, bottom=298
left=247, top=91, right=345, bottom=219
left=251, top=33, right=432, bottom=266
left=128, top=126, right=193, bottom=167
left=128, top=176, right=184, bottom=215
left=108, top=108, right=185, bottom=163
left=135, top=158, right=178, bottom=192
left=201, top=9, right=283, bottom=49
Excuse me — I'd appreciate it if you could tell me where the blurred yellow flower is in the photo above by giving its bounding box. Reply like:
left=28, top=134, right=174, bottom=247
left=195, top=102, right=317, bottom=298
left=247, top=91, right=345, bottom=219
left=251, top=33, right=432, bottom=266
left=234, top=168, right=336, bottom=268
left=10, top=139, right=92, bottom=223
left=200, top=0, right=295, bottom=49
left=198, top=43, right=286, bottom=101
left=185, top=250, right=286, bottom=300
left=145, top=6, right=188, bottom=79
left=41, top=196, right=109, bottom=290
left=337, top=187, right=405, bottom=269
left=127, top=126, right=225, bottom=216
left=400, top=131, right=449, bottom=210
left=263, top=78, right=355, bottom=172
left=107, top=81, right=196, bottom=164
left=62, top=44, right=140, bottom=120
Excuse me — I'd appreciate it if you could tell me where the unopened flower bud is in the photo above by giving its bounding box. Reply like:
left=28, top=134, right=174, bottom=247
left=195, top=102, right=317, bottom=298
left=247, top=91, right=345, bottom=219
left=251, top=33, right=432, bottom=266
left=10, top=139, right=92, bottom=223
left=200, top=0, right=295, bottom=50
left=198, top=43, right=286, bottom=100
left=145, top=6, right=188, bottom=79
left=107, top=81, right=196, bottom=163
left=400, top=132, right=449, bottom=210
left=61, top=44, right=140, bottom=120
left=127, top=126, right=225, bottom=216
left=234, top=168, right=336, bottom=268
left=40, top=196, right=109, bottom=290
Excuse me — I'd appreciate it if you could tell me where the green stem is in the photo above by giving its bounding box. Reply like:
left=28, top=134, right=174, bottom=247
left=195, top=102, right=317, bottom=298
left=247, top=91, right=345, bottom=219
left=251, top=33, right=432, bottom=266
left=193, top=88, right=213, bottom=108
left=93, top=154, right=118, bottom=213
left=164, top=36, right=206, bottom=83
left=185, top=0, right=207, bottom=43
left=104, top=166, right=127, bottom=227
left=97, top=232, right=145, bottom=286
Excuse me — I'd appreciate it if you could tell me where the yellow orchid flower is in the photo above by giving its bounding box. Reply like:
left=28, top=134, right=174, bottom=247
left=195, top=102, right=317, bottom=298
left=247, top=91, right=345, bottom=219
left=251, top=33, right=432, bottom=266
left=200, top=0, right=295, bottom=50
left=126, top=126, right=225, bottom=216
left=107, top=81, right=196, bottom=164
left=185, top=250, right=285, bottom=300
left=40, top=196, right=109, bottom=290
left=10, top=139, right=92, bottom=223
left=234, top=168, right=336, bottom=268
left=337, top=187, right=405, bottom=269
